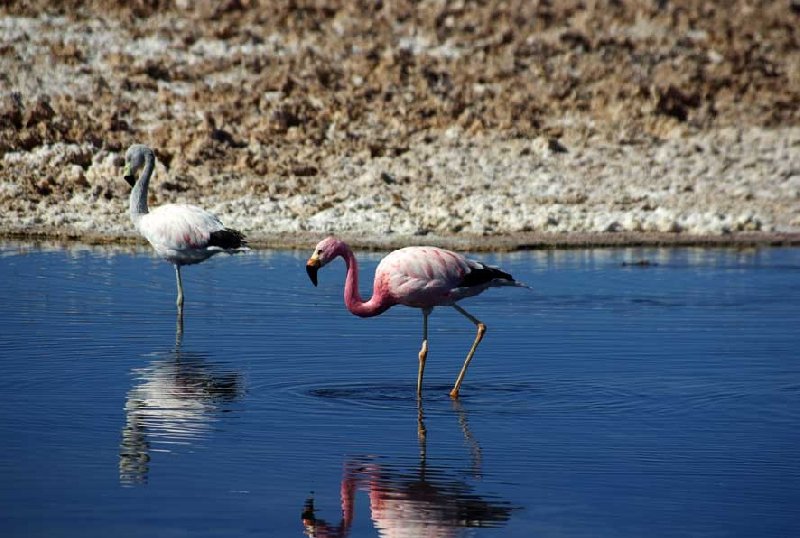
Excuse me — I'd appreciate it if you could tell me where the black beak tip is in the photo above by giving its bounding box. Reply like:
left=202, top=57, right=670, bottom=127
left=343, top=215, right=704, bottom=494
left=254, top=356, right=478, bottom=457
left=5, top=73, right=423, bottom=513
left=306, top=265, right=318, bottom=287
left=123, top=174, right=136, bottom=187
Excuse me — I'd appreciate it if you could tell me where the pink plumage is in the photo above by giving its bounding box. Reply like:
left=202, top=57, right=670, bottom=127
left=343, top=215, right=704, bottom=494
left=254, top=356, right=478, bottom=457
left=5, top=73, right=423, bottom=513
left=306, top=237, right=527, bottom=398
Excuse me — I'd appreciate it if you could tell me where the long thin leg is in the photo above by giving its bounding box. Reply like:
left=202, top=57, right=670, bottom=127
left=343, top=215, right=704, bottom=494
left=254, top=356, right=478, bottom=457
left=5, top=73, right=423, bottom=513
left=175, top=264, right=184, bottom=310
left=417, top=308, right=431, bottom=397
left=175, top=307, right=184, bottom=348
left=450, top=304, right=486, bottom=399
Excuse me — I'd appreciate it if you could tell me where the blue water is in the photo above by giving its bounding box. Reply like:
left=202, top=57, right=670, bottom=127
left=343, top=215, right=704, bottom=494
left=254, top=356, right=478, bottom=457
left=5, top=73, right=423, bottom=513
left=0, top=242, right=798, bottom=537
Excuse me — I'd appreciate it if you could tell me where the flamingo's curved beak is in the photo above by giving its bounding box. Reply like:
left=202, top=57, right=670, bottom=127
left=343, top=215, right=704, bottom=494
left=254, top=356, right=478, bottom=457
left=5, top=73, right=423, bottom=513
left=123, top=163, right=136, bottom=187
left=306, top=255, right=320, bottom=286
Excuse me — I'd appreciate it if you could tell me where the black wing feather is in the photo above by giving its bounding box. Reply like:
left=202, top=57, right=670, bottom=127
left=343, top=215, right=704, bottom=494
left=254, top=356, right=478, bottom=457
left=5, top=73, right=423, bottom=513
left=208, top=228, right=247, bottom=250
left=458, top=263, right=514, bottom=288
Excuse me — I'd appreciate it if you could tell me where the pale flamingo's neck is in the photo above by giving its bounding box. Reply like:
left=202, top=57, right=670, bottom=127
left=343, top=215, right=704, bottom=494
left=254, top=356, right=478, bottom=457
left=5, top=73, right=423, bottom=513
left=337, top=242, right=393, bottom=318
left=129, top=151, right=154, bottom=222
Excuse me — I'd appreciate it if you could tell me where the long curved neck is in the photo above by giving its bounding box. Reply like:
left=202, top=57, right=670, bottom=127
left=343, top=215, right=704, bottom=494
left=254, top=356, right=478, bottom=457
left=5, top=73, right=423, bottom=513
left=339, top=244, right=392, bottom=318
left=129, top=153, right=154, bottom=221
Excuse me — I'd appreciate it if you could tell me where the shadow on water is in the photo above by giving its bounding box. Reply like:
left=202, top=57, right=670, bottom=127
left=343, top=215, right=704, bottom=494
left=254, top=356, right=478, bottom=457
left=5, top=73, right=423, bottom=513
left=301, top=400, right=516, bottom=537
left=119, top=315, right=243, bottom=485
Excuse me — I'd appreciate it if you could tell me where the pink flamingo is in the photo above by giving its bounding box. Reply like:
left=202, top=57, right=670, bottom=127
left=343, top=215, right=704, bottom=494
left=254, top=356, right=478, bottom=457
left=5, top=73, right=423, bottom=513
left=305, top=237, right=527, bottom=398
left=301, top=401, right=512, bottom=537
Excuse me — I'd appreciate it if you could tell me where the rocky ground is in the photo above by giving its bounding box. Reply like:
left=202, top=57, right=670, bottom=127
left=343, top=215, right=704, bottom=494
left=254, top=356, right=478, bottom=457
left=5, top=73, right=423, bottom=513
left=1, top=1, right=798, bottom=250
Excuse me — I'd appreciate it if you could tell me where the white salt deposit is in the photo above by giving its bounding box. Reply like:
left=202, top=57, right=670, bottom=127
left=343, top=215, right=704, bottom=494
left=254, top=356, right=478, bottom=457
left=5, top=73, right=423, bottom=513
left=2, top=126, right=797, bottom=246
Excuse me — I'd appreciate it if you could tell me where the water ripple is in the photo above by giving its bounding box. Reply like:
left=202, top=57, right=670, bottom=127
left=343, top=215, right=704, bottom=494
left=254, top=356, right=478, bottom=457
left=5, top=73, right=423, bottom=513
left=2, top=244, right=799, bottom=538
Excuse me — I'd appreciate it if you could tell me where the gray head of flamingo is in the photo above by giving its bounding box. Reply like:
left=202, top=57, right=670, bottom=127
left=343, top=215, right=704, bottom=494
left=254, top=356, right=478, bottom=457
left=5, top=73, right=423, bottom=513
left=123, top=144, right=153, bottom=187
left=305, top=236, right=340, bottom=287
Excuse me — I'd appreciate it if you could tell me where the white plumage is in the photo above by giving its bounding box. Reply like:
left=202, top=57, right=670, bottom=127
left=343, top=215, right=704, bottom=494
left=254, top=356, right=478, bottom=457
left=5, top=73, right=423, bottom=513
left=123, top=144, right=248, bottom=309
left=137, top=204, right=231, bottom=264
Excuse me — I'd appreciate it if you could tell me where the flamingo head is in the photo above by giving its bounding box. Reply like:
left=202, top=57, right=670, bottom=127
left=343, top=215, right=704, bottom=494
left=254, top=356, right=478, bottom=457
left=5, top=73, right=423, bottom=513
left=306, top=236, right=341, bottom=286
left=123, top=144, right=153, bottom=187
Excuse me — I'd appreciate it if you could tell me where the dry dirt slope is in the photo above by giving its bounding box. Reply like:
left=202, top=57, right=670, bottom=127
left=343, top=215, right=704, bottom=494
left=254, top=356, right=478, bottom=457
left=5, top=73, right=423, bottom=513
left=1, top=1, right=798, bottom=247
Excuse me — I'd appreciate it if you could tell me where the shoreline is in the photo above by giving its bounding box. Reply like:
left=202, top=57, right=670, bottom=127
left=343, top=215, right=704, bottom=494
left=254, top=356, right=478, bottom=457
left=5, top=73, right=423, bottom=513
left=4, top=229, right=799, bottom=252
left=2, top=5, right=799, bottom=253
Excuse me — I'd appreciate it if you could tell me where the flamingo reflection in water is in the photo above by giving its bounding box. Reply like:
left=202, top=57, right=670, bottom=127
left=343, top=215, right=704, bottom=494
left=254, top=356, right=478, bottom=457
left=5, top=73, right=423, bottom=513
left=119, top=321, right=242, bottom=485
left=301, top=401, right=515, bottom=537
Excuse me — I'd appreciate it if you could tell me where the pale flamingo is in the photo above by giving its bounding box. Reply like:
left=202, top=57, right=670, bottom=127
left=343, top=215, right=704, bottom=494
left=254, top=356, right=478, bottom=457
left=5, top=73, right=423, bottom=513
left=305, top=236, right=527, bottom=398
left=119, top=324, right=241, bottom=485
left=122, top=144, right=248, bottom=311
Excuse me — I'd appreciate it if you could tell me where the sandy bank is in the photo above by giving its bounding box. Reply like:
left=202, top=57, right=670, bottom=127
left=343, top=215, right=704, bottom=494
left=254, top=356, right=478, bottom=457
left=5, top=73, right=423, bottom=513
left=1, top=3, right=798, bottom=250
